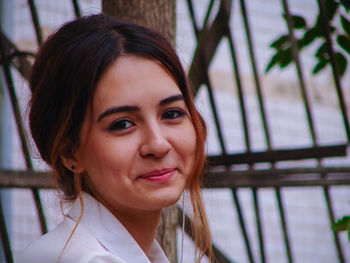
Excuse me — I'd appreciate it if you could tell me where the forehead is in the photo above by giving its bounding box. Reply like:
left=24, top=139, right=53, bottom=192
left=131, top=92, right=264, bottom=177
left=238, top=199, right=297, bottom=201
left=91, top=56, right=182, bottom=115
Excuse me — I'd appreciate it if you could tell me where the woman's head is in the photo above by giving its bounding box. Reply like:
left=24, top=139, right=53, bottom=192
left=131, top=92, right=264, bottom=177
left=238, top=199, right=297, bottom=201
left=72, top=54, right=199, bottom=214
left=29, top=13, right=210, bottom=260
left=30, top=14, right=205, bottom=199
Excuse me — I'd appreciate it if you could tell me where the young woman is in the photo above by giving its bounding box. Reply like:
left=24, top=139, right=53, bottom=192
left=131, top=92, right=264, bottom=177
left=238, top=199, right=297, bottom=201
left=16, top=14, right=212, bottom=263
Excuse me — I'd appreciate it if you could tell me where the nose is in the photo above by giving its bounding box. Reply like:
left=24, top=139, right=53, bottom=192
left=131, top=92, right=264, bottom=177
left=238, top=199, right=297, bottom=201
left=139, top=125, right=171, bottom=158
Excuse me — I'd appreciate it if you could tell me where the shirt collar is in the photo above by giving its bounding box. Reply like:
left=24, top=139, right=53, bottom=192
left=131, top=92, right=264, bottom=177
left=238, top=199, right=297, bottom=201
left=68, top=193, right=169, bottom=263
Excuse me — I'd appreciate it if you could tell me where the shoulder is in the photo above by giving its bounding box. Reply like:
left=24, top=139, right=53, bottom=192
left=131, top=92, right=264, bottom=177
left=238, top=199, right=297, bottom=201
left=15, top=219, right=70, bottom=263
left=15, top=217, right=106, bottom=263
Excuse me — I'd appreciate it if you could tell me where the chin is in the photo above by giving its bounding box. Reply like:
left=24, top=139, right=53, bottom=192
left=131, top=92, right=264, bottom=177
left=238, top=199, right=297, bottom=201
left=151, top=191, right=183, bottom=210
left=163, top=197, right=181, bottom=207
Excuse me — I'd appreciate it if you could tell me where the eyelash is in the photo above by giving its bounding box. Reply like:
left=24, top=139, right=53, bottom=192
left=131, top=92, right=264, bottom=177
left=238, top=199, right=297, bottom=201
left=108, top=119, right=135, bottom=131
left=107, top=109, right=185, bottom=132
left=161, top=109, right=186, bottom=120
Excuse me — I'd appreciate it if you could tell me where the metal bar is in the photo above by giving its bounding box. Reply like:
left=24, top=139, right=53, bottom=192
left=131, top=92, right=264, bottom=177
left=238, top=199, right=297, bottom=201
left=204, top=169, right=350, bottom=188
left=283, top=1, right=347, bottom=261
left=186, top=0, right=227, bottom=153
left=252, top=188, right=266, bottom=263
left=27, top=0, right=43, bottom=46
left=2, top=168, right=350, bottom=189
left=251, top=179, right=265, bottom=263
left=205, top=77, right=227, bottom=153
left=0, top=39, right=33, bottom=189
left=7, top=51, right=35, bottom=59
left=187, top=3, right=255, bottom=260
left=189, top=2, right=256, bottom=259
left=275, top=189, right=293, bottom=263
left=202, top=0, right=216, bottom=32
left=188, top=0, right=231, bottom=94
left=225, top=3, right=268, bottom=257
left=186, top=0, right=217, bottom=50
left=208, top=144, right=347, bottom=165
left=211, top=2, right=256, bottom=261
left=3, top=167, right=350, bottom=188
left=225, top=27, right=251, bottom=150
left=0, top=194, right=13, bottom=263
left=319, top=162, right=345, bottom=262
left=240, top=0, right=291, bottom=262
left=226, top=18, right=267, bottom=262
left=238, top=0, right=272, bottom=148
left=207, top=166, right=350, bottom=176
left=0, top=37, right=47, bottom=234
left=323, top=186, right=345, bottom=263
left=72, top=0, right=81, bottom=18
left=0, top=170, right=53, bottom=188
left=226, top=14, right=267, bottom=258
left=0, top=31, right=32, bottom=81
left=239, top=0, right=273, bottom=244
left=281, top=0, right=317, bottom=144
left=316, top=0, right=350, bottom=143
left=177, top=206, right=234, bottom=263
left=186, top=0, right=199, bottom=36
left=232, top=188, right=255, bottom=263
left=321, top=182, right=345, bottom=263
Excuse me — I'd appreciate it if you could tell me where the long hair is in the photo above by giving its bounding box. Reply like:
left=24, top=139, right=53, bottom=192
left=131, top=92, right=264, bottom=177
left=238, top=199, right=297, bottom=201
left=29, top=13, right=212, bottom=262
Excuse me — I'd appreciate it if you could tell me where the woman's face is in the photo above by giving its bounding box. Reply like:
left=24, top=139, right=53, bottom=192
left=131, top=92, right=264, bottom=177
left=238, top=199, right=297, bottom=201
left=75, top=55, right=196, bottom=216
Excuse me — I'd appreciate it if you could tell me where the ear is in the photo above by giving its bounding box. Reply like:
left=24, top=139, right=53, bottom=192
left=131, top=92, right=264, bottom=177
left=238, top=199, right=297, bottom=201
left=60, top=153, right=85, bottom=174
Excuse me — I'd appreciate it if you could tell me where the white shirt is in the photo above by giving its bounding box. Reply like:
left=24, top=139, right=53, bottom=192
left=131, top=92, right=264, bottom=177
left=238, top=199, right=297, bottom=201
left=15, top=193, right=169, bottom=263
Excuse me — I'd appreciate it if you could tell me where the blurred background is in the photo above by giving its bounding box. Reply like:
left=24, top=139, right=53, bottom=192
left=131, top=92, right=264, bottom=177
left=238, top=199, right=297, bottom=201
left=0, top=0, right=350, bottom=262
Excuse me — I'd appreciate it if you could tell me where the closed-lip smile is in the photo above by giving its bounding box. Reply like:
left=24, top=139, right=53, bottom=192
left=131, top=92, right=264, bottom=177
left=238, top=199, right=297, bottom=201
left=138, top=168, right=177, bottom=183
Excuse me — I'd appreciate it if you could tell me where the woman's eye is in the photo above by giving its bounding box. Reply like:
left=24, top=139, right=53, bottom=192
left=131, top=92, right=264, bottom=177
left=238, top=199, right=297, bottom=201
left=162, top=109, right=185, bottom=120
left=108, top=119, right=134, bottom=131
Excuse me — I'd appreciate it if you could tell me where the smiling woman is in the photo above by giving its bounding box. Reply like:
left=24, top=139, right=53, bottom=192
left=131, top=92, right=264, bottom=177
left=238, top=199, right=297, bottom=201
left=15, top=14, right=212, bottom=263
left=79, top=56, right=197, bottom=216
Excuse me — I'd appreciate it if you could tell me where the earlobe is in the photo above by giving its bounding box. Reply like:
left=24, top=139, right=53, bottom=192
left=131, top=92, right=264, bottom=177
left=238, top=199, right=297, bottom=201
left=60, top=154, right=84, bottom=174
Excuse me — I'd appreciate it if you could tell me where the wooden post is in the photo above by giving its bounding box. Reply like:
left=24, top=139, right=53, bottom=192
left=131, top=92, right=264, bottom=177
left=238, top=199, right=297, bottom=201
left=102, top=1, right=178, bottom=262
left=102, top=0, right=176, bottom=46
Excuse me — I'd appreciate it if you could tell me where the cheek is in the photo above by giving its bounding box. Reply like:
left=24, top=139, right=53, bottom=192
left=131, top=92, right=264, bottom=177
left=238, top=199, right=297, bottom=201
left=176, top=124, right=197, bottom=187
left=80, top=137, right=136, bottom=175
left=186, top=122, right=197, bottom=151
left=176, top=123, right=197, bottom=163
left=80, top=139, right=138, bottom=197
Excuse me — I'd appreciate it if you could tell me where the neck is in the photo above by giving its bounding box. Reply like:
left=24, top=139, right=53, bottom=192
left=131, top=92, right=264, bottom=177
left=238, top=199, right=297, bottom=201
left=112, top=208, right=162, bottom=257
left=91, top=192, right=163, bottom=257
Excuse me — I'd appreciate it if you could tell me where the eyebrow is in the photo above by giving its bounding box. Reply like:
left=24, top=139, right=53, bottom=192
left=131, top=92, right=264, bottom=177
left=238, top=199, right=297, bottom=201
left=159, top=94, right=184, bottom=106
left=97, top=94, right=184, bottom=122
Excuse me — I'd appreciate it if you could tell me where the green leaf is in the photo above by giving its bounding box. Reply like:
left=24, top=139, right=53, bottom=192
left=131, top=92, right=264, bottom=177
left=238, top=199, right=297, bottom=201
left=270, top=35, right=289, bottom=50
left=336, top=52, right=347, bottom=76
left=302, top=28, right=319, bottom=47
left=265, top=52, right=281, bottom=72
left=312, top=58, right=328, bottom=74
left=340, top=0, right=350, bottom=12
left=314, top=17, right=325, bottom=37
left=332, top=216, right=350, bottom=231
left=337, top=34, right=350, bottom=54
left=315, top=42, right=328, bottom=59
left=325, top=0, right=339, bottom=21
left=341, top=15, right=350, bottom=36
left=292, top=15, right=307, bottom=29
left=279, top=48, right=292, bottom=68
left=330, top=25, right=336, bottom=33
left=297, top=39, right=306, bottom=50
left=282, top=14, right=307, bottom=29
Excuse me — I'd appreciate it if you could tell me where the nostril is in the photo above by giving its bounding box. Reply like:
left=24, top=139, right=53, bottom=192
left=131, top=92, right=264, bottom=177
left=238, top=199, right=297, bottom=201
left=139, top=136, right=171, bottom=158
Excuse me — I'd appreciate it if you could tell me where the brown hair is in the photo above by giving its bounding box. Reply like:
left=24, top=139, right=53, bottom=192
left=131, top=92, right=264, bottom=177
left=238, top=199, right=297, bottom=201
left=29, top=13, right=212, bottom=262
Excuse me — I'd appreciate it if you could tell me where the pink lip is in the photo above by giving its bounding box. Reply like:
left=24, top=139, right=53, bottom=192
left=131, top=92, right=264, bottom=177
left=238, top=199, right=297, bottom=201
left=138, top=168, right=176, bottom=183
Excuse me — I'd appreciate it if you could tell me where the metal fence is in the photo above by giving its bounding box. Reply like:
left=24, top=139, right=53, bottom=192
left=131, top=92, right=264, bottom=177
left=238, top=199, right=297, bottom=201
left=0, top=0, right=349, bottom=262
